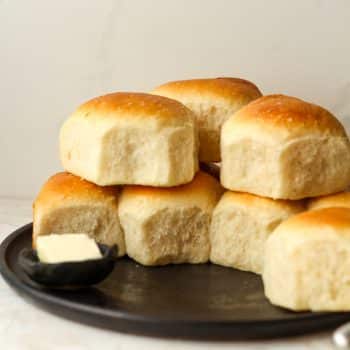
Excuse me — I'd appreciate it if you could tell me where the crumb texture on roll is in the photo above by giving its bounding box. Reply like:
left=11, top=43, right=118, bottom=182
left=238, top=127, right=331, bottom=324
left=221, top=94, right=350, bottom=199
left=33, top=172, right=125, bottom=256
left=152, top=77, right=262, bottom=162
left=263, top=207, right=350, bottom=311
left=119, top=171, right=223, bottom=266
left=60, top=92, right=199, bottom=187
left=308, top=191, right=350, bottom=210
left=210, top=191, right=304, bottom=274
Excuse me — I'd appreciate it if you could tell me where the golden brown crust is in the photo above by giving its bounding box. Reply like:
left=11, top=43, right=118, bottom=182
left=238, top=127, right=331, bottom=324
left=34, top=172, right=119, bottom=209
left=280, top=207, right=350, bottom=231
left=221, top=191, right=305, bottom=211
left=121, top=171, right=223, bottom=200
left=231, top=94, right=346, bottom=135
left=72, top=92, right=193, bottom=122
left=308, top=191, right=350, bottom=210
left=152, top=77, right=262, bottom=103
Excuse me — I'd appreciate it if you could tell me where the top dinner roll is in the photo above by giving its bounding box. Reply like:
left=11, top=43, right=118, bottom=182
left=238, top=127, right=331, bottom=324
left=60, top=92, right=198, bottom=187
left=221, top=94, right=350, bottom=200
left=152, top=78, right=262, bottom=162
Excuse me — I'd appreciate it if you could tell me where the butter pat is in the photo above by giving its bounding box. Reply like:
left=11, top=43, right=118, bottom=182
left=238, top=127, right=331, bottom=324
left=36, top=233, right=102, bottom=263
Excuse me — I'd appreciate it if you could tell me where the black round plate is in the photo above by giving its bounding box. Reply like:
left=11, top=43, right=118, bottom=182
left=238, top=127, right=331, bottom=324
left=1, top=224, right=350, bottom=339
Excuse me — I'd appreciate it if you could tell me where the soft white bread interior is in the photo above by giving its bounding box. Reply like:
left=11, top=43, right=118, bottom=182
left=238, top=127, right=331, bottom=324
left=60, top=92, right=199, bottom=187
left=152, top=77, right=262, bottom=162
left=263, top=207, right=350, bottom=311
left=308, top=191, right=350, bottom=210
left=210, top=191, right=304, bottom=274
left=119, top=171, right=223, bottom=266
left=33, top=172, right=125, bottom=256
left=221, top=94, right=350, bottom=199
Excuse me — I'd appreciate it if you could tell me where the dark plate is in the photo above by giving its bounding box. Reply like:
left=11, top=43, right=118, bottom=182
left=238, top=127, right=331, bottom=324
left=1, top=224, right=350, bottom=339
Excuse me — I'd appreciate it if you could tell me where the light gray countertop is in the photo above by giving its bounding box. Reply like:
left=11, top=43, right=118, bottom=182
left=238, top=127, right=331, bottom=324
left=0, top=198, right=337, bottom=350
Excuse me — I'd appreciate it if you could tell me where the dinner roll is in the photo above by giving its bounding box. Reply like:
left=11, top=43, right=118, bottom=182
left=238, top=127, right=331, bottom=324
left=119, top=171, right=223, bottom=266
left=308, top=191, right=350, bottom=210
left=33, top=172, right=125, bottom=256
left=263, top=208, right=350, bottom=311
left=60, top=92, right=198, bottom=187
left=152, top=78, right=262, bottom=162
left=210, top=191, right=304, bottom=274
left=221, top=94, right=350, bottom=199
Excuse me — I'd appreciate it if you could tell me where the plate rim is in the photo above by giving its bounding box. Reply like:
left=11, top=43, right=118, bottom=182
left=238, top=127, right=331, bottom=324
left=1, top=223, right=350, bottom=338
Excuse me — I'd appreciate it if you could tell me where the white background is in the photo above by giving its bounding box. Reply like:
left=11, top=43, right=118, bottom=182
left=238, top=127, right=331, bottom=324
left=1, top=0, right=350, bottom=198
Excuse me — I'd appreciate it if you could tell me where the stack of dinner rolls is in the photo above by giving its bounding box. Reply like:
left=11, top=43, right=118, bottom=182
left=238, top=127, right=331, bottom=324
left=33, top=76, right=350, bottom=312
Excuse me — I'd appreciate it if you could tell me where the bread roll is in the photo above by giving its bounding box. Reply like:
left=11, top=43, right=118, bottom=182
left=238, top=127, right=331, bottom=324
left=263, top=207, right=350, bottom=311
left=119, top=171, right=223, bottom=266
left=33, top=172, right=125, bottom=256
left=221, top=94, right=350, bottom=199
left=308, top=191, right=350, bottom=210
left=210, top=191, right=304, bottom=274
left=152, top=78, right=262, bottom=162
left=60, top=92, right=198, bottom=187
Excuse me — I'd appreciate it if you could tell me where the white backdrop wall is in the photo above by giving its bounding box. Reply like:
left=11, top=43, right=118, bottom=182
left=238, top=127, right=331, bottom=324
left=1, top=0, right=350, bottom=198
